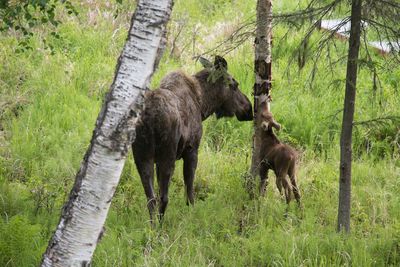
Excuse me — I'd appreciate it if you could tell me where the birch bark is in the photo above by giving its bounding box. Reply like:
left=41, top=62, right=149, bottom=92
left=250, top=0, right=273, bottom=189
left=41, top=0, right=173, bottom=265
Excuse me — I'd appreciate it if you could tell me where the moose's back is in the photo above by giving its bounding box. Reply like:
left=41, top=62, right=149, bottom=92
left=133, top=71, right=203, bottom=162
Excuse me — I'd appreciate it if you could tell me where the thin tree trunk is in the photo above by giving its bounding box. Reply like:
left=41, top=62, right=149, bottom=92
left=250, top=0, right=273, bottom=188
left=337, top=0, right=362, bottom=233
left=41, top=0, right=173, bottom=265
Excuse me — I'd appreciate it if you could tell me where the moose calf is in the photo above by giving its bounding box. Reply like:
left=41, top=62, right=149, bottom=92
left=256, top=98, right=301, bottom=205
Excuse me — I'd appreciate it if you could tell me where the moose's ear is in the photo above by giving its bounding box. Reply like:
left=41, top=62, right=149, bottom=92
left=272, top=121, right=281, bottom=131
left=214, top=55, right=228, bottom=70
left=199, top=56, right=213, bottom=69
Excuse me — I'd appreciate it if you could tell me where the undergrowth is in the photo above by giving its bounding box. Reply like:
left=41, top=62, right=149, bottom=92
left=0, top=0, right=399, bottom=266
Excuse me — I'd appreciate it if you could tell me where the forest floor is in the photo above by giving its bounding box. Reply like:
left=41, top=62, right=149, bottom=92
left=0, top=0, right=399, bottom=266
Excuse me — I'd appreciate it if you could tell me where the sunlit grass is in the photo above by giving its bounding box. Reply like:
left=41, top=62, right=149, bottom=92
left=0, top=0, right=399, bottom=266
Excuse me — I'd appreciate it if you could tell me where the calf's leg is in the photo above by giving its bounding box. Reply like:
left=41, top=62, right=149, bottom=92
left=290, top=175, right=301, bottom=205
left=259, top=163, right=269, bottom=197
left=273, top=170, right=284, bottom=196
left=276, top=177, right=283, bottom=196
left=289, top=175, right=301, bottom=205
left=281, top=175, right=292, bottom=204
left=288, top=162, right=301, bottom=205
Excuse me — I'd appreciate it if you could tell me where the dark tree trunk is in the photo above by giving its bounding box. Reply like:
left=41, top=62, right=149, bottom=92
left=249, top=0, right=273, bottom=194
left=337, top=0, right=362, bottom=233
left=41, top=0, right=173, bottom=265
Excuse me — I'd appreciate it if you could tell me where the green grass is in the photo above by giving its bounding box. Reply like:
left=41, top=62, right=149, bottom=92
left=0, top=0, right=399, bottom=266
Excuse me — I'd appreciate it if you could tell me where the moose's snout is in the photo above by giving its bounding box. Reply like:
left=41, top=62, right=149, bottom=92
left=236, top=94, right=253, bottom=121
left=261, top=121, right=269, bottom=131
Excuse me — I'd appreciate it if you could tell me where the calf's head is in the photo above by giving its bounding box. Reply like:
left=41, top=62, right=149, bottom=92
left=200, top=56, right=253, bottom=121
left=257, top=99, right=281, bottom=132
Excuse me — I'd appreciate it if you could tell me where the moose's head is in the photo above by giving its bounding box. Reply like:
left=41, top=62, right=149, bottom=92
left=199, top=56, right=253, bottom=121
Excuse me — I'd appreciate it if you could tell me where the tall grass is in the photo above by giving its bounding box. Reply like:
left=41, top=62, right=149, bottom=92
left=0, top=0, right=399, bottom=266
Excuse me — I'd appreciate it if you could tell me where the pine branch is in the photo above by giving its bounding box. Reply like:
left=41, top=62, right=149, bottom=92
left=353, top=115, right=400, bottom=126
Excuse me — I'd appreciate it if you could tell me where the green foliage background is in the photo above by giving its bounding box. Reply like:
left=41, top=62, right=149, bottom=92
left=0, top=0, right=399, bottom=266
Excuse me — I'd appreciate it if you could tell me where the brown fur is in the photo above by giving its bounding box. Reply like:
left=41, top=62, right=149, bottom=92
left=256, top=100, right=301, bottom=205
left=133, top=56, right=252, bottom=223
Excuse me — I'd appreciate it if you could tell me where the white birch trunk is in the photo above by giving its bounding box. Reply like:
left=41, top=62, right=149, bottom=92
left=254, top=0, right=273, bottom=112
left=41, top=0, right=173, bottom=265
left=250, top=0, right=273, bottom=182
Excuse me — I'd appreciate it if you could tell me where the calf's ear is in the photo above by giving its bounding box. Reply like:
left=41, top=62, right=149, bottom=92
left=272, top=121, right=281, bottom=131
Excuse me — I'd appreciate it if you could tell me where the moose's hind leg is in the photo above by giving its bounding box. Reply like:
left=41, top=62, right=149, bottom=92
left=183, top=149, right=198, bottom=205
left=135, top=158, right=156, bottom=224
left=156, top=159, right=176, bottom=222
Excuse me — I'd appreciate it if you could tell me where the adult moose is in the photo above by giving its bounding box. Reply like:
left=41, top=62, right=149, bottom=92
left=133, top=56, right=252, bottom=223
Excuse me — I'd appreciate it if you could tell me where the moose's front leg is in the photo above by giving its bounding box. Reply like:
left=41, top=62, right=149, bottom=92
left=183, top=149, right=198, bottom=205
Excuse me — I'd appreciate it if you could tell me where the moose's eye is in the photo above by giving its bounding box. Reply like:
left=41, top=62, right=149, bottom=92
left=262, top=113, right=271, bottom=120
